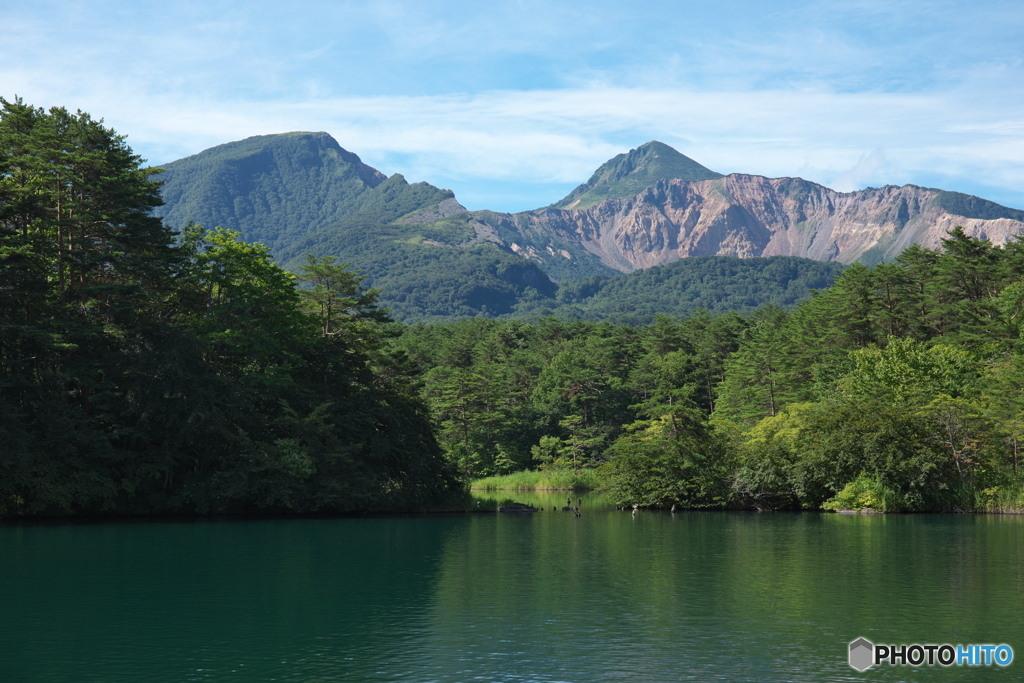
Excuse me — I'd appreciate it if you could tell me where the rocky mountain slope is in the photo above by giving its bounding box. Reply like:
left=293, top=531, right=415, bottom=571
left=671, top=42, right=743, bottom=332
left=151, top=133, right=1024, bottom=320
left=469, top=143, right=1024, bottom=273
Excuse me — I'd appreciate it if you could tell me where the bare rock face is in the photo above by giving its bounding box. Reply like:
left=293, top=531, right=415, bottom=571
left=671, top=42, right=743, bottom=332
left=492, top=175, right=1024, bottom=272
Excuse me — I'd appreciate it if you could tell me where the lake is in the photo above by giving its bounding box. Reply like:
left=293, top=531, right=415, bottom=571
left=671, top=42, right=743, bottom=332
left=2, top=492, right=1022, bottom=682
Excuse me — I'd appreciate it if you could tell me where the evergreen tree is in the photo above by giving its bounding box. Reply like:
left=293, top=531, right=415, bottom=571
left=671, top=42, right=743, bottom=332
left=714, top=306, right=789, bottom=422
left=0, top=101, right=460, bottom=516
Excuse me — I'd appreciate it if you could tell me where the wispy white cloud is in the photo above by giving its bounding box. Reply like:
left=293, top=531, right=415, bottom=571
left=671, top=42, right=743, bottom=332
left=2, top=0, right=1023, bottom=211
left=823, top=149, right=897, bottom=193
left=76, top=84, right=1020, bottom=208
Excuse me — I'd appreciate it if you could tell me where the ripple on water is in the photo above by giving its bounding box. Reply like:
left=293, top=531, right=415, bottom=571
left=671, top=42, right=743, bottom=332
left=1, top=512, right=1021, bottom=682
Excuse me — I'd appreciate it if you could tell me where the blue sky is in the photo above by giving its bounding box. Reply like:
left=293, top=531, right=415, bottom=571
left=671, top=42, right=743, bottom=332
left=3, top=0, right=1023, bottom=212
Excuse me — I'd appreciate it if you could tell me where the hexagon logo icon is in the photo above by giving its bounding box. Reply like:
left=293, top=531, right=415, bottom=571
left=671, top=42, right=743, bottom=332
left=849, top=637, right=874, bottom=671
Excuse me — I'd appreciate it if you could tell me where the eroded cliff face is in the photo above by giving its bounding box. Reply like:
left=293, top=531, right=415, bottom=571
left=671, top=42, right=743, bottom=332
left=490, top=175, right=1024, bottom=272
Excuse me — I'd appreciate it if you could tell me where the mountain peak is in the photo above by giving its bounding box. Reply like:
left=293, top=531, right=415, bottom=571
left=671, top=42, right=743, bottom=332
left=551, top=141, right=723, bottom=210
left=152, top=131, right=392, bottom=250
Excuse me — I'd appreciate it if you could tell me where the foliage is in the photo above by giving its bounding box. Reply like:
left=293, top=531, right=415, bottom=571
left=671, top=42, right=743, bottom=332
left=513, top=256, right=841, bottom=326
left=820, top=473, right=895, bottom=512
left=731, top=399, right=962, bottom=512
left=601, top=411, right=734, bottom=509
left=0, top=102, right=459, bottom=517
left=841, top=337, right=981, bottom=405
left=470, top=469, right=605, bottom=491
left=714, top=305, right=790, bottom=422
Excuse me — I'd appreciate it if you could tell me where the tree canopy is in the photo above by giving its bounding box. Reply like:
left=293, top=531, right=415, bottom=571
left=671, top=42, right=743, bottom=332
left=0, top=99, right=459, bottom=516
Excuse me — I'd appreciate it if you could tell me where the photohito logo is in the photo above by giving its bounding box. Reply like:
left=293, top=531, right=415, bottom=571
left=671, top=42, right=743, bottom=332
left=848, top=638, right=1013, bottom=671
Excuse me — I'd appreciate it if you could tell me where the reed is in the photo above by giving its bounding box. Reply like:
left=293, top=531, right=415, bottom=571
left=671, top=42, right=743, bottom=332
left=470, top=469, right=605, bottom=491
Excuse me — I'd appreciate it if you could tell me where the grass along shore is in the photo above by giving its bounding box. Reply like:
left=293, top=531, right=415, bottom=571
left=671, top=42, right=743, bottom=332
left=469, top=469, right=1024, bottom=512
left=470, top=469, right=604, bottom=491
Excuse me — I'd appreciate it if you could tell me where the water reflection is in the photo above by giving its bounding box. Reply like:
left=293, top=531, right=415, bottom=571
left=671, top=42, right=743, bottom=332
left=470, top=490, right=614, bottom=512
left=2, top=511, right=1022, bottom=681
left=1, top=518, right=458, bottom=682
left=423, top=509, right=1024, bottom=682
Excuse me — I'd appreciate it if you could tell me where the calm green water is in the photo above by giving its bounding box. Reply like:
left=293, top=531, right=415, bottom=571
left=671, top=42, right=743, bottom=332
left=2, top=493, right=1022, bottom=682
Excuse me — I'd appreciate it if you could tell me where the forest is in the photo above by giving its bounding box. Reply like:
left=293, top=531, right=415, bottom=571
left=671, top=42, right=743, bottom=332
left=0, top=99, right=458, bottom=516
left=399, top=231, right=1024, bottom=512
left=3, top=98, right=1024, bottom=515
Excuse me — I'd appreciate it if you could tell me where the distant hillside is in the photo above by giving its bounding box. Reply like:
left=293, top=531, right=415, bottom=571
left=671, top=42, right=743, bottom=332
left=153, top=134, right=1023, bottom=323
left=153, top=132, right=558, bottom=322
left=154, top=132, right=394, bottom=252
left=511, top=255, right=842, bottom=325
left=933, top=190, right=1024, bottom=222
left=270, top=176, right=559, bottom=322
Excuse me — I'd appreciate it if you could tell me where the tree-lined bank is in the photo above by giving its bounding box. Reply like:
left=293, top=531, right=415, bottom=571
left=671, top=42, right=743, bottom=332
left=402, top=228, right=1024, bottom=512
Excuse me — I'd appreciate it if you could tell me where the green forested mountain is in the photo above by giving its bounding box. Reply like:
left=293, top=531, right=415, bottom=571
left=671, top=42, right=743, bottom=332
left=153, top=132, right=562, bottom=321
left=550, top=140, right=724, bottom=210
left=269, top=174, right=559, bottom=321
left=153, top=131, right=390, bottom=252
left=152, top=133, right=1024, bottom=326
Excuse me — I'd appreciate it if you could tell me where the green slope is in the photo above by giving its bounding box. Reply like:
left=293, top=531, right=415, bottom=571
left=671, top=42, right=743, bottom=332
left=933, top=190, right=1024, bottom=222
left=511, top=256, right=843, bottom=325
left=153, top=132, right=559, bottom=322
left=153, top=131, right=389, bottom=252
left=272, top=177, right=559, bottom=322
left=551, top=141, right=723, bottom=210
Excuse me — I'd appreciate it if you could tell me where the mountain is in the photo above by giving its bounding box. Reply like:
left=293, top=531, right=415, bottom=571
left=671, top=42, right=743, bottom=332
left=153, top=133, right=557, bottom=321
left=152, top=135, right=1024, bottom=322
left=466, top=143, right=1024, bottom=273
left=155, top=131, right=420, bottom=251
left=551, top=140, right=723, bottom=210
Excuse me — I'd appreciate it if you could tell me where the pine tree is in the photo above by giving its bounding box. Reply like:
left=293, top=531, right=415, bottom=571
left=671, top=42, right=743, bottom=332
left=714, top=306, right=789, bottom=422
